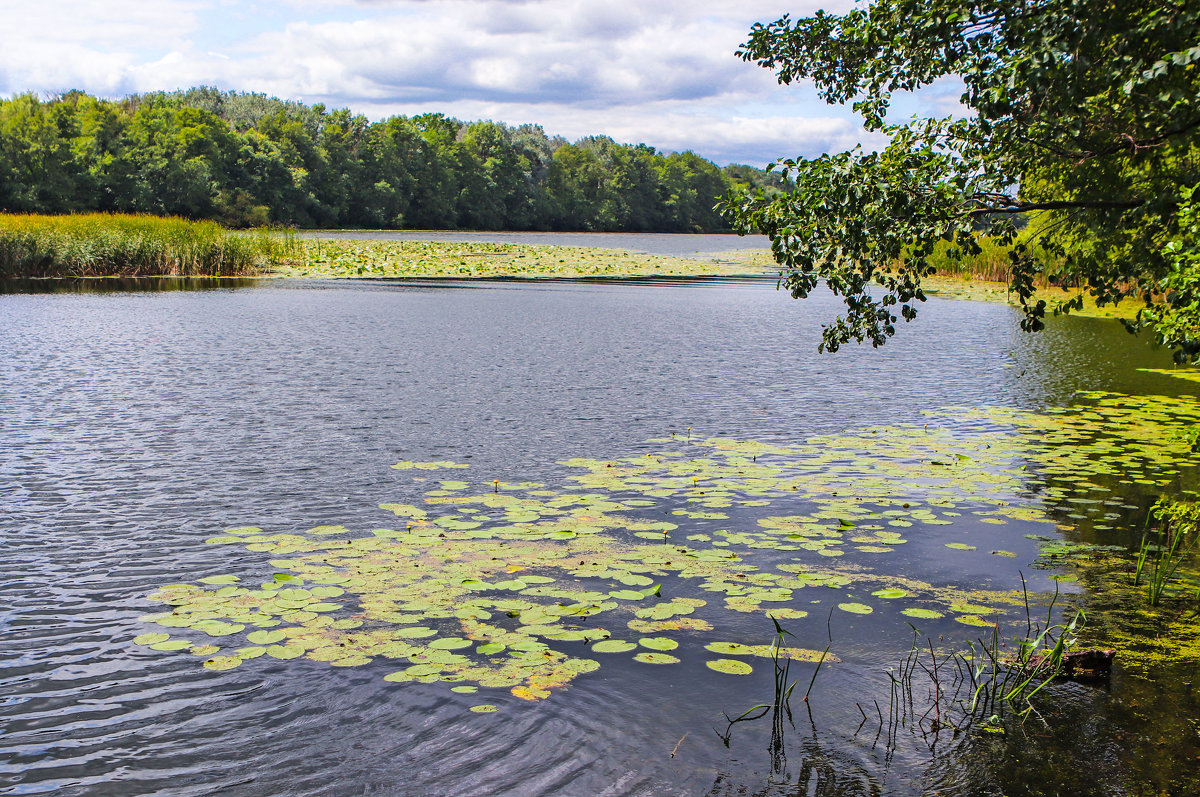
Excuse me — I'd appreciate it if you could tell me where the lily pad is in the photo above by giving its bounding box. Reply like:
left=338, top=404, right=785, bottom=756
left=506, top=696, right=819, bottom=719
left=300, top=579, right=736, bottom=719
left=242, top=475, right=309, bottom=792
left=638, top=637, right=679, bottom=651
left=592, top=640, right=637, bottom=654
left=149, top=639, right=191, bottom=652
left=266, top=644, right=305, bottom=660
left=633, top=652, right=680, bottom=664
left=901, top=608, right=945, bottom=620
left=706, top=659, right=753, bottom=675
left=429, top=637, right=473, bottom=650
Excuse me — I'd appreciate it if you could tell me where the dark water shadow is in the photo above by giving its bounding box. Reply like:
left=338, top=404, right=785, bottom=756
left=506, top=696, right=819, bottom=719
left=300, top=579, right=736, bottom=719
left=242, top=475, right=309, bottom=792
left=0, top=276, right=264, bottom=294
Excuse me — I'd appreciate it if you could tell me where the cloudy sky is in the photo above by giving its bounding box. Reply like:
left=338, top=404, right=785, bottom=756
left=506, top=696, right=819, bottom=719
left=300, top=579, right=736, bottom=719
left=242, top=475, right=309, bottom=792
left=0, top=0, right=956, bottom=165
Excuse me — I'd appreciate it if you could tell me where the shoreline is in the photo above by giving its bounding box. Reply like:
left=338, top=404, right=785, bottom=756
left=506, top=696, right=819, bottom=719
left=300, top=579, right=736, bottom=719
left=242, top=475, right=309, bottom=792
left=0, top=233, right=1144, bottom=322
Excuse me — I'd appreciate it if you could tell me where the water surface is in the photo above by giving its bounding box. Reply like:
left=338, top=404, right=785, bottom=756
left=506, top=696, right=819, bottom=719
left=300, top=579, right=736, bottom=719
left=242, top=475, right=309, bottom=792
left=1, top=278, right=1193, bottom=796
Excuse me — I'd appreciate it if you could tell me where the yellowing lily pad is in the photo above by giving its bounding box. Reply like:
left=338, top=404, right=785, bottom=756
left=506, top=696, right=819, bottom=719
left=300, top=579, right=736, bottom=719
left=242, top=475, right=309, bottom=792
left=266, top=644, right=305, bottom=660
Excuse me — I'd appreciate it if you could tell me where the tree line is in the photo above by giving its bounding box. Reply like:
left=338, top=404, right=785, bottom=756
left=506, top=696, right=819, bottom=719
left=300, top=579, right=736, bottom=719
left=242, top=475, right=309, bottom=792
left=0, top=88, right=784, bottom=232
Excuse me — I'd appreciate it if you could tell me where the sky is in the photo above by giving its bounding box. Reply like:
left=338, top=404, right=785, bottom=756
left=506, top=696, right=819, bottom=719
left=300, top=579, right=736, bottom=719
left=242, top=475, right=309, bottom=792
left=0, top=0, right=958, bottom=166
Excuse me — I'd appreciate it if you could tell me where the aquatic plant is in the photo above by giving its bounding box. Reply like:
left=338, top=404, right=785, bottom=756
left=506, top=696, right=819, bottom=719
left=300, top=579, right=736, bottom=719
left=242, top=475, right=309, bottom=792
left=267, top=237, right=763, bottom=280
left=960, top=581, right=1085, bottom=721
left=0, top=213, right=272, bottom=277
left=715, top=615, right=804, bottom=766
left=131, top=381, right=1200, bottom=709
left=1136, top=499, right=1199, bottom=606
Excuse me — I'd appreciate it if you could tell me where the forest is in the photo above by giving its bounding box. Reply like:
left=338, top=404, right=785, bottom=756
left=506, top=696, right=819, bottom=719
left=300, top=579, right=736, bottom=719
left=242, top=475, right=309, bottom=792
left=0, top=88, right=783, bottom=232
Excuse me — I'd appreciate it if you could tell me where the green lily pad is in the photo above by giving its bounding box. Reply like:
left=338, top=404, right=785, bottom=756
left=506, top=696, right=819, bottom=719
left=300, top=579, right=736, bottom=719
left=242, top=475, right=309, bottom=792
left=246, top=629, right=287, bottom=645
left=901, top=608, right=945, bottom=620
left=633, top=652, right=680, bottom=664
left=469, top=704, right=499, bottom=713
left=591, top=640, right=637, bottom=653
left=202, top=655, right=242, bottom=671
left=706, top=659, right=753, bottom=675
left=837, top=602, right=873, bottom=615
left=149, top=639, right=191, bottom=652
left=638, top=637, right=679, bottom=651
left=429, top=637, right=473, bottom=650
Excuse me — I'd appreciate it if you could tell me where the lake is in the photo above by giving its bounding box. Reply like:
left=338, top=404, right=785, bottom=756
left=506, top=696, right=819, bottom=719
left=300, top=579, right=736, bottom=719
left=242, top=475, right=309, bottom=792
left=2, top=276, right=1197, bottom=796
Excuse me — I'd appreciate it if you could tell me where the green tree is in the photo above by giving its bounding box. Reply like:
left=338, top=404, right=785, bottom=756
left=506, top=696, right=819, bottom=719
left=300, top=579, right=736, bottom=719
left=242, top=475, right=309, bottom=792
left=659, top=151, right=730, bottom=232
left=723, top=1, right=1200, bottom=356
left=0, top=94, right=78, bottom=212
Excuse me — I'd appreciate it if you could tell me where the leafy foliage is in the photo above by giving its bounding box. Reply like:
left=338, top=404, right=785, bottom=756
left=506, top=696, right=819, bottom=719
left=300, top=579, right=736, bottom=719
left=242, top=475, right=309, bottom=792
left=0, top=88, right=773, bottom=234
left=721, top=0, right=1200, bottom=355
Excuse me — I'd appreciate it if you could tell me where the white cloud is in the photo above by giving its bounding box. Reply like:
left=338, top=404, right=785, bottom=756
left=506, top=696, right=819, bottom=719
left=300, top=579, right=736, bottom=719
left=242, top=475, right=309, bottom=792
left=0, top=0, right=883, bottom=164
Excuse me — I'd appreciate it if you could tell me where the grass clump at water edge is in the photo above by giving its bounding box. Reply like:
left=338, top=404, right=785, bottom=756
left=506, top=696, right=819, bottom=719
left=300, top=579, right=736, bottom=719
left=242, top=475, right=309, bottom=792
left=0, top=213, right=280, bottom=278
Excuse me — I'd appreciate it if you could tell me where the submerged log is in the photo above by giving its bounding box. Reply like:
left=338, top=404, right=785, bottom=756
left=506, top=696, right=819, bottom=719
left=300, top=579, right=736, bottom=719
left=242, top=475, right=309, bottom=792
left=1057, top=649, right=1116, bottom=680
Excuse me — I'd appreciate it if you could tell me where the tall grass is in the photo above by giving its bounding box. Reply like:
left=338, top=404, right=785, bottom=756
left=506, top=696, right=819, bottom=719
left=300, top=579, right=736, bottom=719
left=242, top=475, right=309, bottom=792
left=920, top=236, right=1067, bottom=285
left=0, top=213, right=273, bottom=278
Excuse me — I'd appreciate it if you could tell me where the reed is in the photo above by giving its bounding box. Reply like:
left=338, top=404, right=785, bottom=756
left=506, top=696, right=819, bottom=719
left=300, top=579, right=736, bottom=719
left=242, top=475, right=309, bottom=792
left=919, top=235, right=1066, bottom=286
left=0, top=213, right=274, bottom=278
left=1136, top=499, right=1199, bottom=606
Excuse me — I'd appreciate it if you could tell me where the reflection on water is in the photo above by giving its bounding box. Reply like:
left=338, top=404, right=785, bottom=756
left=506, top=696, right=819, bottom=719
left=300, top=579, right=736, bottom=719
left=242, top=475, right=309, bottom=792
left=0, top=276, right=263, bottom=294
left=1, top=278, right=1197, bottom=796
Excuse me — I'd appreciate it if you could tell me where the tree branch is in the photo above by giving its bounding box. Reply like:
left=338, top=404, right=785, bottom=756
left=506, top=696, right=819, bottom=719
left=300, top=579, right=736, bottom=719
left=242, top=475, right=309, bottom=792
left=961, top=198, right=1147, bottom=216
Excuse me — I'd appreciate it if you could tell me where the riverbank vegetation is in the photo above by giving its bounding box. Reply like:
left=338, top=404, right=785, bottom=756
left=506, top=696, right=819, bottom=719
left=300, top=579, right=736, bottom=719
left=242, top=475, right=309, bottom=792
left=0, top=89, right=784, bottom=233
left=0, top=213, right=270, bottom=277
left=0, top=213, right=769, bottom=280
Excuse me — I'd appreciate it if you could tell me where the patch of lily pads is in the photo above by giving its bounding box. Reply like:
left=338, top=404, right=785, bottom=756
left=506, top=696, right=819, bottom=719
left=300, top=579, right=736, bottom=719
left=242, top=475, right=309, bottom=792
left=135, top=385, right=1200, bottom=703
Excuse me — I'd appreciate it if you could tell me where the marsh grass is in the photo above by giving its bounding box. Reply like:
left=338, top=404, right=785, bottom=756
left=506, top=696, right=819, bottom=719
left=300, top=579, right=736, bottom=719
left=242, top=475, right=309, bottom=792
left=0, top=213, right=274, bottom=278
left=1136, top=499, right=1200, bottom=606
